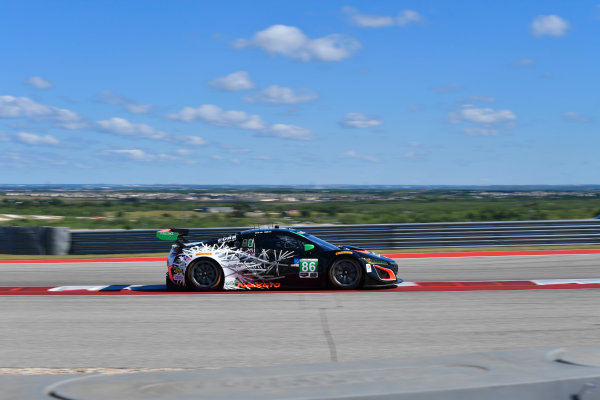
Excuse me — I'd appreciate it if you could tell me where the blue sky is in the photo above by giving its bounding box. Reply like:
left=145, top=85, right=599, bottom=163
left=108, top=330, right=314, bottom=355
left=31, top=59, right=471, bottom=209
left=0, top=0, right=598, bottom=185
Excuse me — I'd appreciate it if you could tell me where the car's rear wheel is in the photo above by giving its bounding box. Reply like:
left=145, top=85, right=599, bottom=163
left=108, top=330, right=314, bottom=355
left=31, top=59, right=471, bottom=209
left=329, top=258, right=362, bottom=289
left=185, top=259, right=223, bottom=291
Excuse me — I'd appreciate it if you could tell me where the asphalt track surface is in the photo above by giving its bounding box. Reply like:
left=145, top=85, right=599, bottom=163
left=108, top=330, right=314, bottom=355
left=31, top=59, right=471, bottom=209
left=1, top=254, right=599, bottom=369
left=2, top=253, right=600, bottom=286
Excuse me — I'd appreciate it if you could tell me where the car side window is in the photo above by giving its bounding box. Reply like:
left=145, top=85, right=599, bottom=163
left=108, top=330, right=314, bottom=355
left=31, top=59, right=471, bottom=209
left=256, top=233, right=303, bottom=250
left=279, top=235, right=304, bottom=250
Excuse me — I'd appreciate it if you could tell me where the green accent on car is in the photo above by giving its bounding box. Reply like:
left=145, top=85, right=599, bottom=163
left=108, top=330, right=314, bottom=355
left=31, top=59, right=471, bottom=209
left=304, top=244, right=315, bottom=252
left=156, top=230, right=179, bottom=241
left=291, top=230, right=308, bottom=239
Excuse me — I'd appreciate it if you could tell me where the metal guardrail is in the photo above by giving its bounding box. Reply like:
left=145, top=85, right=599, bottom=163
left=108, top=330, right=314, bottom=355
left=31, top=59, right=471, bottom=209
left=69, top=219, right=600, bottom=254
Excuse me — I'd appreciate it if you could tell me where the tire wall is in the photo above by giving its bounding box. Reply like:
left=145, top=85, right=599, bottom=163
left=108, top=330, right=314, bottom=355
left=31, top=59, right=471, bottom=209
left=0, top=226, right=71, bottom=255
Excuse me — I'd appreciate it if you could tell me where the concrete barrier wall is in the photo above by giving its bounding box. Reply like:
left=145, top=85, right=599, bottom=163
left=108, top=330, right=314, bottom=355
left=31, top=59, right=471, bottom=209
left=69, top=219, right=600, bottom=254
left=0, top=227, right=70, bottom=255
left=2, top=220, right=599, bottom=255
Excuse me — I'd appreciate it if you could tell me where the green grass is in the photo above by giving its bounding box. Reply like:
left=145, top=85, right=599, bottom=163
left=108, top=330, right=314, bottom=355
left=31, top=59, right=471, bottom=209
left=2, top=190, right=599, bottom=258
left=2, top=190, right=600, bottom=230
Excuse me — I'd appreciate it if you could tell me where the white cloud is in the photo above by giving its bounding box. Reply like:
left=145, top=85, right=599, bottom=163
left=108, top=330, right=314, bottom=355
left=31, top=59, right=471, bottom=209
left=55, top=109, right=88, bottom=129
left=450, top=105, right=516, bottom=136
left=463, top=127, right=499, bottom=136
left=397, top=10, right=421, bottom=25
left=107, top=149, right=151, bottom=161
left=208, top=71, right=255, bottom=92
left=531, top=15, right=570, bottom=37
left=0, top=151, right=68, bottom=167
left=96, top=90, right=152, bottom=114
left=211, top=155, right=239, bottom=163
left=96, top=117, right=168, bottom=139
left=515, top=58, right=535, bottom=66
left=167, top=104, right=266, bottom=130
left=26, top=76, right=53, bottom=89
left=563, top=111, right=591, bottom=123
left=124, top=103, right=152, bottom=114
left=0, top=151, right=25, bottom=167
left=342, top=151, right=380, bottom=163
left=343, top=6, right=421, bottom=27
left=180, top=135, right=208, bottom=145
left=168, top=104, right=314, bottom=142
left=232, top=25, right=361, bottom=62
left=17, top=132, right=59, bottom=145
left=0, top=95, right=87, bottom=129
left=450, top=104, right=516, bottom=124
left=243, top=85, right=318, bottom=104
left=259, top=124, right=315, bottom=141
left=106, top=149, right=186, bottom=162
left=340, top=113, right=382, bottom=128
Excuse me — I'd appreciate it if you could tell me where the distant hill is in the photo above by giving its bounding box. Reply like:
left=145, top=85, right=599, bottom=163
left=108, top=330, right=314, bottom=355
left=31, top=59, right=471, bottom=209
left=2, top=184, right=600, bottom=191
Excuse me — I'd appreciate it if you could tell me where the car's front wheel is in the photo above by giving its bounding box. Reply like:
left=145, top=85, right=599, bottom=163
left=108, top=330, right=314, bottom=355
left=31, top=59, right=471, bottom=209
left=328, top=258, right=363, bottom=289
left=185, top=259, right=223, bottom=291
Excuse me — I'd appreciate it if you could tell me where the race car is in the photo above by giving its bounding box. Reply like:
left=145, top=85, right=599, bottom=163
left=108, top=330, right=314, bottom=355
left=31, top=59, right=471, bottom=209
left=157, top=227, right=402, bottom=291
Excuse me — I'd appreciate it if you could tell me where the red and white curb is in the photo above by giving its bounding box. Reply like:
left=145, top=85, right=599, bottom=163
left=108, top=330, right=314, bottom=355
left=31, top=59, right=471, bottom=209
left=1, top=279, right=600, bottom=295
left=393, top=279, right=600, bottom=291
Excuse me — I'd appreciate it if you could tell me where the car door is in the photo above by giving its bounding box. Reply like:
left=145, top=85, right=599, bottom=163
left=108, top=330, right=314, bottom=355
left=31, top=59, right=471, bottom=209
left=253, top=232, right=306, bottom=281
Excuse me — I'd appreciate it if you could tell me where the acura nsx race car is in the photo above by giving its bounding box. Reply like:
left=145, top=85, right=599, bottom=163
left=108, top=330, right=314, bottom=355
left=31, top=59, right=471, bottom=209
left=157, top=227, right=402, bottom=291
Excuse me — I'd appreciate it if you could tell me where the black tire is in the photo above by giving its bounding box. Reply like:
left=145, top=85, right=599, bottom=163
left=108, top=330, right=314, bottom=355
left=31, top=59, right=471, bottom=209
left=185, top=259, right=223, bottom=291
left=328, top=258, right=363, bottom=290
left=165, top=275, right=179, bottom=291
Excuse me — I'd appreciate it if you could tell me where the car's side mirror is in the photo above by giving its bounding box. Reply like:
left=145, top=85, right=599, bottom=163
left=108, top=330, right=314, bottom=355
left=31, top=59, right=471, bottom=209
left=304, top=244, right=315, bottom=252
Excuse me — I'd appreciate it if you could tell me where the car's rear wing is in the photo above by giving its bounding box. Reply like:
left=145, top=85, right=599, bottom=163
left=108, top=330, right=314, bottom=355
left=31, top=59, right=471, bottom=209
left=156, top=228, right=190, bottom=245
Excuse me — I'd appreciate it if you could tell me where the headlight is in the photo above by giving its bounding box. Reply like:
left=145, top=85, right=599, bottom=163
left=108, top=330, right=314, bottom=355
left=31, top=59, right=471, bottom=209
left=361, top=257, right=391, bottom=266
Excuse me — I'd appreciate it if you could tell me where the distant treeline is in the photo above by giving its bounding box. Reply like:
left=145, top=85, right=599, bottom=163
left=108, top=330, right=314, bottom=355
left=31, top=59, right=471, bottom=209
left=1, top=191, right=599, bottom=229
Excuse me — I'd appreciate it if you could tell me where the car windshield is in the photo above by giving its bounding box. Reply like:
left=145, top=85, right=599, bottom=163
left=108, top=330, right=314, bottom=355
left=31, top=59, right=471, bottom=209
left=298, top=232, right=339, bottom=251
